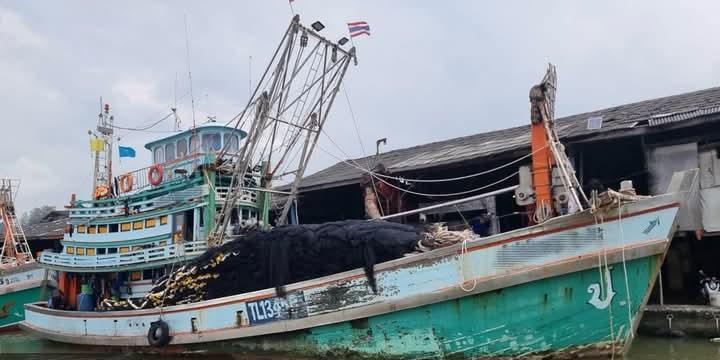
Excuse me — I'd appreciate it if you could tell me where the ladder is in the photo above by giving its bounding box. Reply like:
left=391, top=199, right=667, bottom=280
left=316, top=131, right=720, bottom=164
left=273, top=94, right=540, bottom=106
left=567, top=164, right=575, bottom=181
left=0, top=179, right=34, bottom=268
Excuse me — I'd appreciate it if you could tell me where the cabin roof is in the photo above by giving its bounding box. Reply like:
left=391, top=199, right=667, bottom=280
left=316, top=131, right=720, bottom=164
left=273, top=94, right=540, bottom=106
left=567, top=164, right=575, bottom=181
left=144, top=123, right=247, bottom=150
left=293, top=86, right=720, bottom=192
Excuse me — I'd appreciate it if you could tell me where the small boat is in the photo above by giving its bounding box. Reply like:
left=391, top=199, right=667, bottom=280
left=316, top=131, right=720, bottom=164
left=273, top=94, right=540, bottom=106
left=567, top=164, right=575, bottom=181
left=0, top=179, right=56, bottom=331
left=19, top=15, right=697, bottom=359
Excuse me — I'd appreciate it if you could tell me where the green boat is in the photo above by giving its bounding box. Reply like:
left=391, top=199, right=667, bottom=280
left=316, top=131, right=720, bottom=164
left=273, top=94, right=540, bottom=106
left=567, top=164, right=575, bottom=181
left=0, top=179, right=55, bottom=331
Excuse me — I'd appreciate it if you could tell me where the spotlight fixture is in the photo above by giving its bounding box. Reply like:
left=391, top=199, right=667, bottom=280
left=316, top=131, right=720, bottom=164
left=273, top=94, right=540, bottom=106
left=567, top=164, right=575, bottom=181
left=311, top=21, right=325, bottom=32
left=338, top=37, right=349, bottom=46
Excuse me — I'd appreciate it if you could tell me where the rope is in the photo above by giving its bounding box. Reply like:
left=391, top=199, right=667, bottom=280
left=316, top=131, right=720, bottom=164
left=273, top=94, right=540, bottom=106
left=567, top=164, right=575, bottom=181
left=458, top=239, right=477, bottom=292
left=340, top=85, right=383, bottom=215
left=372, top=145, right=548, bottom=183
left=618, top=199, right=634, bottom=341
left=316, top=142, right=519, bottom=198
left=112, top=112, right=174, bottom=131
left=532, top=200, right=553, bottom=223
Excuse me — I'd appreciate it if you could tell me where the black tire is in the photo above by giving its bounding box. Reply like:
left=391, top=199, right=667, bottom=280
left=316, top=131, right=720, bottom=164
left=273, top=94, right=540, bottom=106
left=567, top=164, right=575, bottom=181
left=147, top=320, right=171, bottom=347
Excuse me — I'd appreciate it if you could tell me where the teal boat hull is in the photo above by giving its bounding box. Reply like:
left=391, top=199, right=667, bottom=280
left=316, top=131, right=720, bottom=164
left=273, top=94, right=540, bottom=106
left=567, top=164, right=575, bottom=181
left=211, top=255, right=658, bottom=358
left=0, top=285, right=47, bottom=331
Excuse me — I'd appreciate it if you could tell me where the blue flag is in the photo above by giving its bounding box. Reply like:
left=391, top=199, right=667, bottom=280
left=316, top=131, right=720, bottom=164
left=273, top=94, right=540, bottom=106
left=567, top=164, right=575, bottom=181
left=119, top=146, right=136, bottom=158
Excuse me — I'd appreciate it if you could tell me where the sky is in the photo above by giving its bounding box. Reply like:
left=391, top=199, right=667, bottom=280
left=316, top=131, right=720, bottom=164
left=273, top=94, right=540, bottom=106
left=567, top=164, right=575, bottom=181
left=2, top=0, right=720, bottom=213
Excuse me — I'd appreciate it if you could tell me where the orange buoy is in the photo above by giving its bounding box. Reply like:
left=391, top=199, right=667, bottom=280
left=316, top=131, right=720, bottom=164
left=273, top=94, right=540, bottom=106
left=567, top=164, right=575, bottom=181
left=148, top=165, right=164, bottom=186
left=118, top=174, right=134, bottom=193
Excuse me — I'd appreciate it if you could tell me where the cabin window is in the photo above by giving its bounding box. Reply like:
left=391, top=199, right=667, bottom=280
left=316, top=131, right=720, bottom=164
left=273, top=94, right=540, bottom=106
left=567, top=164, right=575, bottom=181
left=109, top=223, right=119, bottom=233
left=119, top=246, right=130, bottom=253
left=199, top=207, right=204, bottom=227
left=165, top=143, right=176, bottom=162
left=143, top=269, right=153, bottom=280
left=120, top=222, right=131, bottom=232
left=224, top=133, right=239, bottom=153
left=153, top=146, right=164, bottom=164
left=160, top=215, right=169, bottom=225
left=98, top=225, right=108, bottom=234
left=133, top=221, right=144, bottom=230
left=189, top=135, right=199, bottom=153
left=159, top=240, right=167, bottom=246
left=77, top=225, right=86, bottom=233
left=76, top=247, right=86, bottom=255
left=97, top=248, right=106, bottom=255
left=108, top=248, right=118, bottom=254
left=130, top=271, right=142, bottom=281
left=66, top=246, right=75, bottom=254
left=132, top=245, right=143, bottom=251
left=177, top=139, right=188, bottom=158
left=86, top=248, right=96, bottom=256
left=202, top=133, right=221, bottom=152
left=145, top=218, right=156, bottom=228
left=87, top=226, right=97, bottom=234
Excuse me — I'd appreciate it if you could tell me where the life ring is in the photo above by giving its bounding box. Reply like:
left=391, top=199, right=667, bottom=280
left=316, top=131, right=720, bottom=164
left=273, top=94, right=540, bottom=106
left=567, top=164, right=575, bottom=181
left=147, top=319, right=171, bottom=346
left=118, top=174, right=134, bottom=193
left=148, top=165, right=164, bottom=186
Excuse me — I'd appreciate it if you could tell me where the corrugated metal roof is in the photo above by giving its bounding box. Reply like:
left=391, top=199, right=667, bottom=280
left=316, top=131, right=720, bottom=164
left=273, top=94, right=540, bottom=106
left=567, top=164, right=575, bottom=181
left=295, top=86, right=720, bottom=192
left=648, top=105, right=720, bottom=126
left=0, top=211, right=68, bottom=241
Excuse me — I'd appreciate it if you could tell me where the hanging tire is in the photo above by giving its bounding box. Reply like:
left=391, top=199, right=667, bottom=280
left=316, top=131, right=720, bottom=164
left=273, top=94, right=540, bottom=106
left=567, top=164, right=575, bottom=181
left=148, top=164, right=164, bottom=186
left=147, top=319, right=171, bottom=347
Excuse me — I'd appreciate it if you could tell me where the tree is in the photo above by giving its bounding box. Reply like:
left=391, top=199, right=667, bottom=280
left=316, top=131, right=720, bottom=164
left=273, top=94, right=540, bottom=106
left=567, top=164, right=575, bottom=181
left=21, top=205, right=56, bottom=226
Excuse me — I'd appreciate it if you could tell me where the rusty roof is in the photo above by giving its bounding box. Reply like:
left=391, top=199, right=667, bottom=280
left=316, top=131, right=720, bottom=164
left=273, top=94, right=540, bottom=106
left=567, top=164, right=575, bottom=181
left=294, top=86, right=720, bottom=192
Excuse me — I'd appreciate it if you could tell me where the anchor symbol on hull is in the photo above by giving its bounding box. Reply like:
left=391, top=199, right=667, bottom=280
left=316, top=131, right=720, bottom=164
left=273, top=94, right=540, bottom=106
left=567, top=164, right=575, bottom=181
left=587, top=267, right=616, bottom=310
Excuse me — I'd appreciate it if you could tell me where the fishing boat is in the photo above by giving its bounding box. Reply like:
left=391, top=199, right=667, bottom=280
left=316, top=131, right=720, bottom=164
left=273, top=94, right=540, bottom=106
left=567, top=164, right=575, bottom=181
left=20, top=15, right=697, bottom=359
left=25, top=104, right=264, bottom=310
left=0, top=179, right=56, bottom=331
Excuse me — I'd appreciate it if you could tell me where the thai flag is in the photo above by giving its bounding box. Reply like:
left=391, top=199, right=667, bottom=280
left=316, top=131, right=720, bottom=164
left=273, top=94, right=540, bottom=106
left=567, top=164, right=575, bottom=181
left=348, top=21, right=370, bottom=37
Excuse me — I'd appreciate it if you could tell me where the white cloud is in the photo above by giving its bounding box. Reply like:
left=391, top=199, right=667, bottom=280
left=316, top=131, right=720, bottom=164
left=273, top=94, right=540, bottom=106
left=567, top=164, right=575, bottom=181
left=111, top=78, right=165, bottom=110
left=0, top=6, right=46, bottom=50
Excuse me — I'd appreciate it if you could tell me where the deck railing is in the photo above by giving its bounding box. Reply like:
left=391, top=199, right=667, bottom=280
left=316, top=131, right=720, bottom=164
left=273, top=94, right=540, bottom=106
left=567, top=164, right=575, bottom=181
left=115, top=153, right=214, bottom=195
left=38, top=241, right=207, bottom=269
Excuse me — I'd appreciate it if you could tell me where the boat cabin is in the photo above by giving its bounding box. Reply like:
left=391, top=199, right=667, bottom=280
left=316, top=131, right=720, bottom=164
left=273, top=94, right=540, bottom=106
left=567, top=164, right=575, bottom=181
left=36, top=122, right=263, bottom=302
left=144, top=122, right=245, bottom=165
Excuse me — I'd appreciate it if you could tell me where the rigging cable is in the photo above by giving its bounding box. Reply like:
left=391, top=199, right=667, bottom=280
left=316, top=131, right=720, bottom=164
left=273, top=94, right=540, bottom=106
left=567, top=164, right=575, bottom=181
left=316, top=142, right=519, bottom=198
left=111, top=112, right=174, bottom=131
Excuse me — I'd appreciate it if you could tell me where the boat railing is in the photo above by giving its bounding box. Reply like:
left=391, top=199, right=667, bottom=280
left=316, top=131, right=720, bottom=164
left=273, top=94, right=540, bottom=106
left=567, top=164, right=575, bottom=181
left=215, top=186, right=258, bottom=206
left=38, top=241, right=208, bottom=269
left=115, top=153, right=215, bottom=195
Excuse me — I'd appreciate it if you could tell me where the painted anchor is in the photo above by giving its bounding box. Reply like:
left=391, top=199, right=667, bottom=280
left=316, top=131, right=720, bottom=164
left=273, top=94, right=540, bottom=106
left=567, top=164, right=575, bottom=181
left=587, top=267, right=616, bottom=310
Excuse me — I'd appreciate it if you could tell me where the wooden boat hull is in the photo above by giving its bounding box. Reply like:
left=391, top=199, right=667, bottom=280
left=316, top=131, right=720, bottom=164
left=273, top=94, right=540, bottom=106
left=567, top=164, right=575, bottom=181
left=20, top=192, right=683, bottom=358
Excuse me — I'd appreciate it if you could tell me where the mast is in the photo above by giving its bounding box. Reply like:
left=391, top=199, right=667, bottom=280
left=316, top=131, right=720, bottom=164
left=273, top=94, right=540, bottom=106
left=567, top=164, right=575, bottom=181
left=210, top=15, right=356, bottom=244
left=528, top=64, right=587, bottom=223
left=92, top=101, right=115, bottom=199
left=0, top=179, right=34, bottom=268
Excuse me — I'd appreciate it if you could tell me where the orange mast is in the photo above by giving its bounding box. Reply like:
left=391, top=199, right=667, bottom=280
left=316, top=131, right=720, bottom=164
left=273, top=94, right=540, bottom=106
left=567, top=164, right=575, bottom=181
left=529, top=79, right=555, bottom=219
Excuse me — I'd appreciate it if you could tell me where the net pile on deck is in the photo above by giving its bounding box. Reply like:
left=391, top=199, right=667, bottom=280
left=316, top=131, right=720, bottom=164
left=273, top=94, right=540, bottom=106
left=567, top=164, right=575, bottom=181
left=99, top=220, right=474, bottom=311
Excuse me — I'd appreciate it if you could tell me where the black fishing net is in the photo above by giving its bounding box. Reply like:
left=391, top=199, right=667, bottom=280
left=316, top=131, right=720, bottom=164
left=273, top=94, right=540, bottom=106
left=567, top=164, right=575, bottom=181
left=100, top=220, right=423, bottom=311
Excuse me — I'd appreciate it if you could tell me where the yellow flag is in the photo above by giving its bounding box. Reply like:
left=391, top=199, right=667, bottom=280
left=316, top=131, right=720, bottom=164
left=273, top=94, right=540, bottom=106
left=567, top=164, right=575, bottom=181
left=90, top=137, right=105, bottom=152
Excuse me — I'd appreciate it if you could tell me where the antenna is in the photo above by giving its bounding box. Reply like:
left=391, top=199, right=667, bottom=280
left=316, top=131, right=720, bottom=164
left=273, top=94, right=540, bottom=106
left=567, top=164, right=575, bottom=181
left=184, top=14, right=196, bottom=129
left=248, top=55, right=252, bottom=100
left=173, top=72, right=180, bottom=132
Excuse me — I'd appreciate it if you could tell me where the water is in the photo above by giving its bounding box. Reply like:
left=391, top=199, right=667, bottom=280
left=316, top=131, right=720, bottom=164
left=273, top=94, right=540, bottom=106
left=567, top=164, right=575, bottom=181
left=1, top=331, right=719, bottom=359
